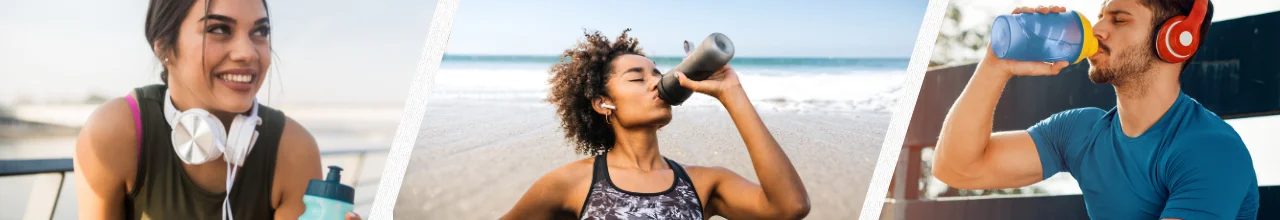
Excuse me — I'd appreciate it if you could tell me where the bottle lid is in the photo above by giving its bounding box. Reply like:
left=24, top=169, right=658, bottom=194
left=1075, top=11, right=1099, bottom=64
left=305, top=165, right=355, bottom=203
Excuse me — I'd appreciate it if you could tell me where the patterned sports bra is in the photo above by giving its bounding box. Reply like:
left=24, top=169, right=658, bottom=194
left=578, top=154, right=704, bottom=220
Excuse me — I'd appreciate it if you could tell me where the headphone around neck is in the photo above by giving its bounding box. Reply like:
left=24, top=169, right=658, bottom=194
left=1154, top=0, right=1210, bottom=63
left=163, top=91, right=262, bottom=166
left=162, top=90, right=261, bottom=220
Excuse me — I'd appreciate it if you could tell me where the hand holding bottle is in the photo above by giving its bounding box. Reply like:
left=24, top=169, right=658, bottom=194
left=671, top=39, right=743, bottom=102
left=981, top=5, right=1078, bottom=78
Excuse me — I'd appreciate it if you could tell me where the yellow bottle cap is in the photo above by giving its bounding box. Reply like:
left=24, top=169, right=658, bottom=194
left=1075, top=11, right=1099, bottom=64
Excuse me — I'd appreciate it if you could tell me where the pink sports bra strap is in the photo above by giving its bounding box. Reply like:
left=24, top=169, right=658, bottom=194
left=125, top=94, right=142, bottom=157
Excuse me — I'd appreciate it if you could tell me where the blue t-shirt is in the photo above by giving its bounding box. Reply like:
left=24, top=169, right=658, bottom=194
left=1027, top=93, right=1259, bottom=220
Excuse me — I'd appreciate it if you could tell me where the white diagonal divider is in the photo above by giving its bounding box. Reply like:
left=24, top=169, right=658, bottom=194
left=367, top=0, right=462, bottom=219
left=857, top=0, right=950, bottom=219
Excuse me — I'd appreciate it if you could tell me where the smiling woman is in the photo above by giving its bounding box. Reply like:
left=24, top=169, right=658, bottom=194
left=69, top=0, right=358, bottom=219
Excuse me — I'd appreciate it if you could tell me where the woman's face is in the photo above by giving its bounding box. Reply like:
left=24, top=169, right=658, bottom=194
left=604, top=54, right=672, bottom=128
left=165, top=0, right=270, bottom=113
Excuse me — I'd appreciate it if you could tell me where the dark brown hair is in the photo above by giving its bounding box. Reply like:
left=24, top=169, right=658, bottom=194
left=145, top=0, right=270, bottom=84
left=1140, top=0, right=1213, bottom=70
left=546, top=29, right=645, bottom=156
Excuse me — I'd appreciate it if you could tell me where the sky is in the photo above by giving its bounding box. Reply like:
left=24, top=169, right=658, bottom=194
left=0, top=0, right=437, bottom=106
left=8, top=0, right=1266, bottom=105
left=443, top=0, right=930, bottom=58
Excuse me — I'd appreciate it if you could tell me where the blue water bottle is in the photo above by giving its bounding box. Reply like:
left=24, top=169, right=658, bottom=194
left=990, top=10, right=1099, bottom=64
left=299, top=166, right=355, bottom=220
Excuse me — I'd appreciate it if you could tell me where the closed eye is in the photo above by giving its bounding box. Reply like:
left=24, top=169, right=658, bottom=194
left=1104, top=10, right=1133, bottom=26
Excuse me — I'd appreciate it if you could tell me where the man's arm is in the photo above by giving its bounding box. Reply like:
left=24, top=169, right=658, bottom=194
left=931, top=60, right=1052, bottom=190
left=932, top=5, right=1073, bottom=190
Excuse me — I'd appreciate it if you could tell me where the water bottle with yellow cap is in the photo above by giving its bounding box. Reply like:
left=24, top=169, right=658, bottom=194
left=990, top=10, right=1099, bottom=64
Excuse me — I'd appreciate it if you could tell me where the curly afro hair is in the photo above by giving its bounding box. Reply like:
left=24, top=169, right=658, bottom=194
left=547, top=28, right=645, bottom=156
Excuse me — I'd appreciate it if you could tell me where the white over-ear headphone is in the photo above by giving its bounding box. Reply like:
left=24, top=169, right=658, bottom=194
left=163, top=91, right=261, bottom=166
left=600, top=103, right=616, bottom=110
left=163, top=91, right=261, bottom=220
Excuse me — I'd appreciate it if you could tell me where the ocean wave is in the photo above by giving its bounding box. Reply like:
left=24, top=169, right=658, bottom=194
left=429, top=67, right=906, bottom=113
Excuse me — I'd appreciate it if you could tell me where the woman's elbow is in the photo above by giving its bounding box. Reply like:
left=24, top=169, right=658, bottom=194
left=777, top=199, right=811, bottom=219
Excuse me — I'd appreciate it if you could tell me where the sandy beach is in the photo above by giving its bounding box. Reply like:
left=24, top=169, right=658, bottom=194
left=393, top=99, right=891, bottom=219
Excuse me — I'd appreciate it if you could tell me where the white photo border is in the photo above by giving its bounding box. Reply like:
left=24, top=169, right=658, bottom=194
left=367, top=0, right=462, bottom=218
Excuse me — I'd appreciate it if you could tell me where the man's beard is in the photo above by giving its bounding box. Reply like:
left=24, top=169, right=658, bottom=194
left=1087, top=41, right=1157, bottom=86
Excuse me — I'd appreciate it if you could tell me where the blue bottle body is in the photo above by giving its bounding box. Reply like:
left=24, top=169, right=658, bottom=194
left=990, top=11, right=1097, bottom=64
left=299, top=195, right=354, bottom=220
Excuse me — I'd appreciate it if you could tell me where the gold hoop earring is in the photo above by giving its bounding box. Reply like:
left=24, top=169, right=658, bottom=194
left=605, top=112, right=612, bottom=125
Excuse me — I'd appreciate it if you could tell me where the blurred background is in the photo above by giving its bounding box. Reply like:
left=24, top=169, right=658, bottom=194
left=0, top=0, right=437, bottom=218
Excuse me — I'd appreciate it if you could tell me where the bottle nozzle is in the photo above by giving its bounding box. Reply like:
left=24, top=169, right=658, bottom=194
left=325, top=165, right=344, bottom=182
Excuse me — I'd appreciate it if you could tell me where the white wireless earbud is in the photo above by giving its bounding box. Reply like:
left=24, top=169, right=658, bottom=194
left=601, top=103, right=616, bottom=110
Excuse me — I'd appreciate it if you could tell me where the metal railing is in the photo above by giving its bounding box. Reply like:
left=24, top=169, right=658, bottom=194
left=883, top=11, right=1280, bottom=220
left=0, top=148, right=389, bottom=220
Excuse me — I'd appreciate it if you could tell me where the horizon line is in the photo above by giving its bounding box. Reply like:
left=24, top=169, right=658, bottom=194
left=442, top=53, right=912, bottom=60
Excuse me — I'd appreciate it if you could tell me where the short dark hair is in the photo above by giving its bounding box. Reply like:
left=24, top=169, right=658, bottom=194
left=546, top=29, right=644, bottom=156
left=145, top=0, right=270, bottom=84
left=1140, top=0, right=1214, bottom=71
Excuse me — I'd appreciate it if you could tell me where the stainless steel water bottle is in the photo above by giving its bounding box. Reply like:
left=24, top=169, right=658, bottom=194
left=657, top=33, right=735, bottom=106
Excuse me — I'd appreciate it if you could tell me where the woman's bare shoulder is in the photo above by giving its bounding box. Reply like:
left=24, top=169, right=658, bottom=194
left=273, top=116, right=323, bottom=187
left=271, top=116, right=323, bottom=213
left=681, top=164, right=735, bottom=177
left=75, top=95, right=140, bottom=183
left=276, top=116, right=321, bottom=170
left=80, top=95, right=139, bottom=149
left=507, top=157, right=595, bottom=217
left=535, top=157, right=595, bottom=190
left=680, top=164, right=745, bottom=185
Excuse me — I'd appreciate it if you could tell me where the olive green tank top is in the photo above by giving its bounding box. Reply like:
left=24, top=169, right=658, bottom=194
left=125, top=84, right=284, bottom=219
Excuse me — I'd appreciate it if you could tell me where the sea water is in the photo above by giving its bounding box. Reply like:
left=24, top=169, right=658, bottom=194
left=431, top=55, right=911, bottom=114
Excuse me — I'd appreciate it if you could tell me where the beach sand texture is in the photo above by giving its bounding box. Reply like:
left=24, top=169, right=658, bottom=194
left=393, top=100, right=890, bottom=219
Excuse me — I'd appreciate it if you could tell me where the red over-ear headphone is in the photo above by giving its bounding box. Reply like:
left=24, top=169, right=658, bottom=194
left=1154, top=0, right=1210, bottom=63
